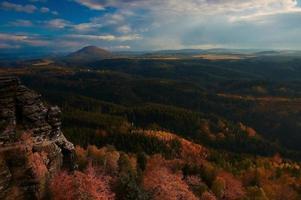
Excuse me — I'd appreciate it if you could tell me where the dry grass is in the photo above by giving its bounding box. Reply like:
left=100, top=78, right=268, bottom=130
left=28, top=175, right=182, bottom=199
left=193, top=54, right=244, bottom=60
left=32, top=60, right=54, bottom=66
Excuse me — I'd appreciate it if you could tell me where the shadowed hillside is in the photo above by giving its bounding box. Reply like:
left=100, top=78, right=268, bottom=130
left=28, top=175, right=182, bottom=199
left=63, top=46, right=113, bottom=65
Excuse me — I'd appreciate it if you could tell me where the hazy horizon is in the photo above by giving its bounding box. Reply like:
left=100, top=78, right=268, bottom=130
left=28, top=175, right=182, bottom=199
left=2, top=45, right=301, bottom=55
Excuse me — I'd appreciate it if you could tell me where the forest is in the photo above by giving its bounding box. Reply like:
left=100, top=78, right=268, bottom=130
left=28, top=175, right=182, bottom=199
left=2, top=56, right=301, bottom=199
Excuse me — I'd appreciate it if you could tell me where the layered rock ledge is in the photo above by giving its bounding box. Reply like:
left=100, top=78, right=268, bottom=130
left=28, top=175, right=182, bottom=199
left=0, top=76, right=74, bottom=199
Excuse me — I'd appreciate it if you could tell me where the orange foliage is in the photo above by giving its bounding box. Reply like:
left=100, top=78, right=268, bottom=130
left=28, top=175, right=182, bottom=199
left=75, top=145, right=88, bottom=169
left=200, top=120, right=211, bottom=135
left=200, top=192, right=217, bottom=200
left=272, top=153, right=283, bottom=164
left=87, top=145, right=104, bottom=157
left=179, top=138, right=207, bottom=163
left=21, top=132, right=48, bottom=179
left=135, top=130, right=207, bottom=163
left=185, top=175, right=203, bottom=187
left=241, top=164, right=300, bottom=199
left=261, top=174, right=299, bottom=200
left=50, top=164, right=115, bottom=200
left=87, top=145, right=120, bottom=174
left=127, top=154, right=137, bottom=172
left=20, top=132, right=34, bottom=151
left=217, top=172, right=245, bottom=200
left=104, top=150, right=120, bottom=174
left=75, top=145, right=121, bottom=174
left=143, top=155, right=198, bottom=200
left=28, top=151, right=48, bottom=179
left=239, top=123, right=257, bottom=137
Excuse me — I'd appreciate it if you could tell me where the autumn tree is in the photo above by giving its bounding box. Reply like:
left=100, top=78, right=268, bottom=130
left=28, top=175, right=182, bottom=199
left=200, top=192, right=217, bottom=200
left=75, top=145, right=88, bottom=170
left=218, top=172, right=245, bottom=200
left=50, top=164, right=115, bottom=200
left=143, top=155, right=198, bottom=200
left=211, top=177, right=225, bottom=199
left=114, top=153, right=149, bottom=200
left=246, top=186, right=268, bottom=200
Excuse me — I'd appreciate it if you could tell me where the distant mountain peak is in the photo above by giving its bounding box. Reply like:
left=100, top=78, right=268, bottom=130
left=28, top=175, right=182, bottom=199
left=72, top=46, right=112, bottom=56
left=64, top=46, right=113, bottom=64
left=77, top=45, right=108, bottom=52
left=81, top=45, right=99, bottom=49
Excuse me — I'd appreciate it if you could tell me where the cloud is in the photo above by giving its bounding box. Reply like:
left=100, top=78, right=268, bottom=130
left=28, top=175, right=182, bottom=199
left=73, top=0, right=301, bottom=20
left=0, top=43, right=20, bottom=49
left=0, top=33, right=87, bottom=51
left=225, top=0, right=301, bottom=22
left=3, top=0, right=301, bottom=51
left=117, top=34, right=142, bottom=41
left=29, top=0, right=47, bottom=2
left=73, top=22, right=103, bottom=32
left=117, top=25, right=132, bottom=34
left=66, top=12, right=132, bottom=33
left=39, top=6, right=58, bottom=15
left=105, top=45, right=131, bottom=50
left=0, top=1, right=37, bottom=13
left=10, top=20, right=33, bottom=27
left=0, top=33, right=49, bottom=47
left=114, top=45, right=131, bottom=49
left=74, top=0, right=105, bottom=10
left=115, top=0, right=301, bottom=50
left=40, top=7, right=50, bottom=13
left=1, top=1, right=58, bottom=15
left=45, top=19, right=71, bottom=28
left=67, top=34, right=142, bottom=41
left=91, top=13, right=126, bottom=25
left=51, top=11, right=59, bottom=15
left=0, top=34, right=28, bottom=41
left=43, top=19, right=104, bottom=31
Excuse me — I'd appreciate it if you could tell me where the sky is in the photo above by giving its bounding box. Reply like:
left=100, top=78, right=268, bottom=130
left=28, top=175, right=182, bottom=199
left=1, top=0, right=301, bottom=52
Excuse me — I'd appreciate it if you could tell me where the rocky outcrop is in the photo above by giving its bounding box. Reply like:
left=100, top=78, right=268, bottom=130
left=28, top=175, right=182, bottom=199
left=0, top=76, right=70, bottom=144
left=0, top=76, right=74, bottom=199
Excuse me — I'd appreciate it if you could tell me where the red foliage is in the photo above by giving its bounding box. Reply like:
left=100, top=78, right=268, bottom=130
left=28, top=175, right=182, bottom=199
left=141, top=130, right=207, bottom=163
left=218, top=172, right=245, bottom=200
left=185, top=175, right=202, bottom=187
left=28, top=151, right=48, bottom=179
left=143, top=155, right=198, bottom=200
left=201, top=192, right=217, bottom=200
left=50, top=164, right=115, bottom=200
left=20, top=132, right=48, bottom=179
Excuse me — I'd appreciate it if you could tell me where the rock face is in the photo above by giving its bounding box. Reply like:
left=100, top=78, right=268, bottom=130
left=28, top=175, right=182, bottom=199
left=0, top=76, right=74, bottom=199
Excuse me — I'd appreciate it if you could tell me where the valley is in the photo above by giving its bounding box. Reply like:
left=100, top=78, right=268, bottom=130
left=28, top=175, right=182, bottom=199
left=2, top=46, right=301, bottom=199
left=2, top=0, right=301, bottom=198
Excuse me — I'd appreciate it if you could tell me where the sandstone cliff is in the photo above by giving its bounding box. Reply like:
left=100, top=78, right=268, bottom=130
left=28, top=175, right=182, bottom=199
left=0, top=76, right=74, bottom=199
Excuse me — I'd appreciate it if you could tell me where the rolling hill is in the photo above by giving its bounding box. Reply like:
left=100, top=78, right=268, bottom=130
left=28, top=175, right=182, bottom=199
left=64, top=46, right=113, bottom=65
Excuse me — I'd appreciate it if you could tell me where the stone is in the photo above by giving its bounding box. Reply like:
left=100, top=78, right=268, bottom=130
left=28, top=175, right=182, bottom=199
left=0, top=76, right=75, bottom=199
